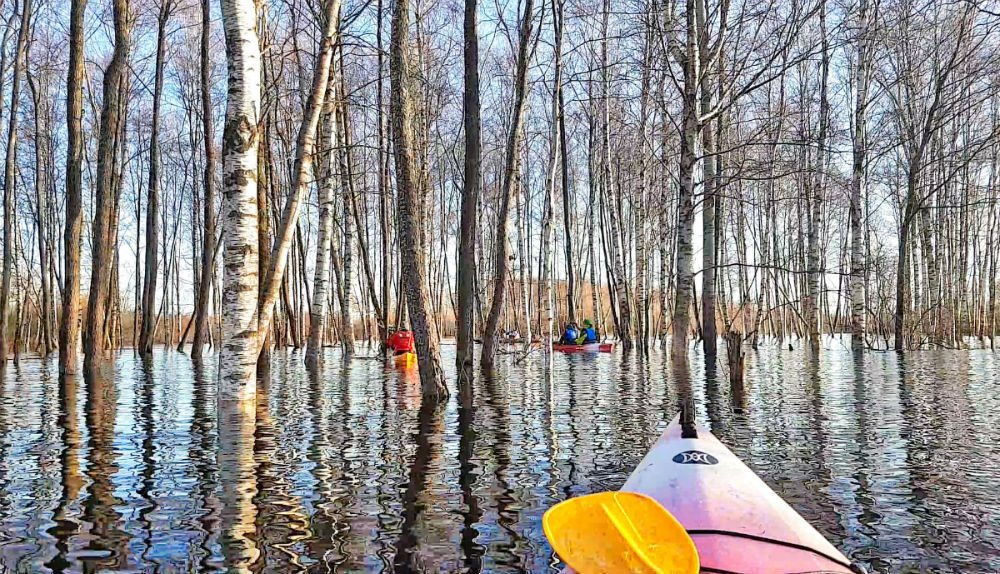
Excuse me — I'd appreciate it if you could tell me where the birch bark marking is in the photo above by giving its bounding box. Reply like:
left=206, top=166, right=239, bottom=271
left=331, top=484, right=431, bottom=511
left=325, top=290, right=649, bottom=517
left=219, top=0, right=263, bottom=398
left=390, top=0, right=449, bottom=400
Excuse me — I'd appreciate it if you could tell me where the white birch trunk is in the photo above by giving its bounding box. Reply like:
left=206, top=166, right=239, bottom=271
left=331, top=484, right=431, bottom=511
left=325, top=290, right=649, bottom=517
left=849, top=0, right=872, bottom=351
left=307, top=84, right=338, bottom=363
left=219, top=0, right=263, bottom=399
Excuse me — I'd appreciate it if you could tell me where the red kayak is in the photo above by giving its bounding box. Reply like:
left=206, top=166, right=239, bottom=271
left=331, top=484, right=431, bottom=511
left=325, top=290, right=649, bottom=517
left=561, top=416, right=855, bottom=573
left=552, top=342, right=614, bottom=353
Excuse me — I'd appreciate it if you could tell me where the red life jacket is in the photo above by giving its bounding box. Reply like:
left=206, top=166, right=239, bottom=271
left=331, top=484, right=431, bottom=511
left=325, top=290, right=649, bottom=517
left=387, top=330, right=414, bottom=353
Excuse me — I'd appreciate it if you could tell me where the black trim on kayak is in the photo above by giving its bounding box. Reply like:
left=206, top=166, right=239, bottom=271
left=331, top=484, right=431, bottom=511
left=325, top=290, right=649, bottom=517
left=687, top=529, right=855, bottom=571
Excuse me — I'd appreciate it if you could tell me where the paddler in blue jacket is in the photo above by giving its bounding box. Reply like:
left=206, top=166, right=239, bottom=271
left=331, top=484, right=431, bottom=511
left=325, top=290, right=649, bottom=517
left=576, top=319, right=598, bottom=344
left=559, top=322, right=579, bottom=345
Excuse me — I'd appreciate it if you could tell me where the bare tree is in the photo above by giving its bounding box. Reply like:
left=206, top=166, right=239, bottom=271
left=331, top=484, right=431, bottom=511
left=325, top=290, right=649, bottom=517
left=59, top=0, right=86, bottom=374
left=455, top=0, right=481, bottom=371
left=192, top=0, right=218, bottom=360
left=390, top=0, right=448, bottom=400
left=0, top=0, right=31, bottom=365
left=480, top=0, right=536, bottom=368
left=139, top=0, right=174, bottom=356
left=83, top=0, right=131, bottom=366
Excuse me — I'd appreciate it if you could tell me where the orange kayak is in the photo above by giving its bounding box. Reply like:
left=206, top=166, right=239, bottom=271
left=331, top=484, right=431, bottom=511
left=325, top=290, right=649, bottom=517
left=551, top=342, right=613, bottom=353
left=562, top=416, right=855, bottom=573
left=392, top=352, right=416, bottom=367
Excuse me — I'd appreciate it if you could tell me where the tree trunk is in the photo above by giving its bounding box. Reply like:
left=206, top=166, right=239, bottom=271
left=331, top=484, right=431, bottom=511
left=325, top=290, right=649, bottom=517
left=335, top=78, right=356, bottom=356
left=804, top=0, right=830, bottom=353
left=0, top=0, right=31, bottom=365
left=456, top=0, right=481, bottom=370
left=254, top=0, right=341, bottom=354
left=480, top=0, right=535, bottom=368
left=219, top=0, right=263, bottom=398
left=60, top=0, right=86, bottom=374
left=671, top=0, right=700, bottom=361
left=192, top=0, right=218, bottom=360
left=83, top=0, right=130, bottom=367
left=540, top=0, right=564, bottom=358
left=307, top=79, right=339, bottom=364
left=389, top=0, right=449, bottom=400
left=139, top=1, right=171, bottom=356
left=849, top=0, right=871, bottom=352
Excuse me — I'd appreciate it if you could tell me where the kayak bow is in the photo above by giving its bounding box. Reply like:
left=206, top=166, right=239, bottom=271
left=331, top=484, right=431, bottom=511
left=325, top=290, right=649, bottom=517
left=554, top=416, right=857, bottom=574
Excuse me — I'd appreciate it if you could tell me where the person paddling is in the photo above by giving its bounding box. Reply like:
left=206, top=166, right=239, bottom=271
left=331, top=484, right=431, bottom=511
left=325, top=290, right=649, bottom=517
left=576, top=319, right=598, bottom=344
left=559, top=322, right=579, bottom=345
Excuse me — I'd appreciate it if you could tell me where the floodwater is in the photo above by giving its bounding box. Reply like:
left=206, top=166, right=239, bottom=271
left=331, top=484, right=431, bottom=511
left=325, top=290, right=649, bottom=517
left=1, top=341, right=998, bottom=573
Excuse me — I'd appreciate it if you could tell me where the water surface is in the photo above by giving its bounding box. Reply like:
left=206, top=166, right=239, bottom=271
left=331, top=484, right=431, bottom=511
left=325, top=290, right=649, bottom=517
left=0, top=342, right=998, bottom=573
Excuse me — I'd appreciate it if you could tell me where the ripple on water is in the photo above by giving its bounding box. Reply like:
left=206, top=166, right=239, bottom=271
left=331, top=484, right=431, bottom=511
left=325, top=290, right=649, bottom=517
left=0, top=342, right=998, bottom=573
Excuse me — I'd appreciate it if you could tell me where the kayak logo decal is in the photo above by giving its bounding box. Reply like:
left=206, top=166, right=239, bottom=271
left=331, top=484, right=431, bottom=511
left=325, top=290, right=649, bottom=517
left=672, top=450, right=719, bottom=465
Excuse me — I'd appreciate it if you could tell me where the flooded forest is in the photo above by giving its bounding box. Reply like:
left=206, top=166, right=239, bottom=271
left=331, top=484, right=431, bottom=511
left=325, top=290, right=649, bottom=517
left=0, top=0, right=999, bottom=571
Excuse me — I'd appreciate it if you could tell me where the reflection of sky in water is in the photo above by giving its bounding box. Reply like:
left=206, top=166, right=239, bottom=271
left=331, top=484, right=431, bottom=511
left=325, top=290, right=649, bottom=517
left=0, top=341, right=998, bottom=572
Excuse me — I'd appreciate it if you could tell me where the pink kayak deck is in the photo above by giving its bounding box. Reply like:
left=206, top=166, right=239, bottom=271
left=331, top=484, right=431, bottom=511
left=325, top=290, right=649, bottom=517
left=552, top=343, right=614, bottom=353
left=562, top=417, right=854, bottom=573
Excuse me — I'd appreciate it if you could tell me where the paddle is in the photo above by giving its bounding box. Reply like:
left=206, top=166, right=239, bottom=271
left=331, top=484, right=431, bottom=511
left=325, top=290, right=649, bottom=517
left=543, top=492, right=699, bottom=574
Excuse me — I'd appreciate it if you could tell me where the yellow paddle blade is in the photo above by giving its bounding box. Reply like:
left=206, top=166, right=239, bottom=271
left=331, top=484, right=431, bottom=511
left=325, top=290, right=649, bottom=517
left=543, top=492, right=699, bottom=574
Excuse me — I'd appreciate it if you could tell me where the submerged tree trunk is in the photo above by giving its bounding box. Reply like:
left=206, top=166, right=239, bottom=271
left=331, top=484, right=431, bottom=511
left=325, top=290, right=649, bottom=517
left=219, top=0, right=263, bottom=398
left=456, top=0, right=481, bottom=370
left=539, top=0, right=564, bottom=358
left=849, top=0, right=872, bottom=351
left=60, top=0, right=86, bottom=374
left=307, top=93, right=336, bottom=364
left=192, top=0, right=218, bottom=360
left=804, top=0, right=829, bottom=353
left=140, top=1, right=171, bottom=356
left=671, top=0, right=700, bottom=361
left=255, top=0, right=341, bottom=351
left=390, top=0, right=449, bottom=400
left=480, top=0, right=535, bottom=368
left=84, top=0, right=130, bottom=367
left=0, top=0, right=31, bottom=365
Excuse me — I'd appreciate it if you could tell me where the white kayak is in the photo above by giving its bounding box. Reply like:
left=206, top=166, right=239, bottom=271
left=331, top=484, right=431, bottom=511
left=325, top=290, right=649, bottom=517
left=562, top=415, right=857, bottom=573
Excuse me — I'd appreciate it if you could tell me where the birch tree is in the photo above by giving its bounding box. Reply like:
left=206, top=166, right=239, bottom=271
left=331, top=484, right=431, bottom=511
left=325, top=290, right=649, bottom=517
left=219, top=0, right=263, bottom=398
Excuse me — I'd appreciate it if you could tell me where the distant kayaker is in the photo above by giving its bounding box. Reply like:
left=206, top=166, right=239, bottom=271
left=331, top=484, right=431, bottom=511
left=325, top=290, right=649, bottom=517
left=386, top=328, right=414, bottom=355
left=576, top=319, right=598, bottom=344
left=558, top=322, right=579, bottom=345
